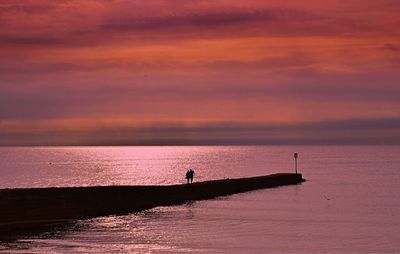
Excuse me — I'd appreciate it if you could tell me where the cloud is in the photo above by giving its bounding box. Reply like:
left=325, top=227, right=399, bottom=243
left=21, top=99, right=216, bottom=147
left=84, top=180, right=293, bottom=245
left=0, top=0, right=399, bottom=146
left=381, top=43, right=400, bottom=51
left=0, top=1, right=398, bottom=49
left=1, top=68, right=399, bottom=122
left=1, top=117, right=399, bottom=146
left=101, top=10, right=279, bottom=32
left=0, top=52, right=315, bottom=77
left=0, top=2, right=56, bottom=14
left=0, top=36, right=64, bottom=46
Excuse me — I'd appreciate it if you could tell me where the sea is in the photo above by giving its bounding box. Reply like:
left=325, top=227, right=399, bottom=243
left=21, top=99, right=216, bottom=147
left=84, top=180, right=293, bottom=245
left=0, top=146, right=399, bottom=253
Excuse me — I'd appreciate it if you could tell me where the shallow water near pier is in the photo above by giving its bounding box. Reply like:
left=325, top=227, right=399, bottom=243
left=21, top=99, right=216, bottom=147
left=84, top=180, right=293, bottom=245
left=0, top=146, right=399, bottom=253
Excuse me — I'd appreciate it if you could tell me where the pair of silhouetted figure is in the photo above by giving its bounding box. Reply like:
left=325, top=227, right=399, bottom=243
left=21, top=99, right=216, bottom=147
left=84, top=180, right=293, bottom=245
left=185, top=169, right=195, bottom=183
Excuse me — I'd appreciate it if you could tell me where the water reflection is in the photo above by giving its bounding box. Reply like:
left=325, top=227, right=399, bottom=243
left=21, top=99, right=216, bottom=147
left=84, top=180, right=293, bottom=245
left=1, top=146, right=400, bottom=253
left=0, top=146, right=285, bottom=188
left=1, top=204, right=204, bottom=254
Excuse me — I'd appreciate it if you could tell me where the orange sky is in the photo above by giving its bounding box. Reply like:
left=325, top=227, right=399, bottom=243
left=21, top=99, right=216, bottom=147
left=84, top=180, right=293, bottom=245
left=0, top=0, right=399, bottom=145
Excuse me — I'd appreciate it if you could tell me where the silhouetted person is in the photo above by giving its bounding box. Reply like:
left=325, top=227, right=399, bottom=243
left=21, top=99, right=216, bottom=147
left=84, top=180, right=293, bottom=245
left=189, top=169, right=195, bottom=183
left=185, top=170, right=190, bottom=184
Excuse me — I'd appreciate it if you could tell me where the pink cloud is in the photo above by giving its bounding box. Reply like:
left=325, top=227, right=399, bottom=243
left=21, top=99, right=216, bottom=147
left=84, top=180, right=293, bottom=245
left=0, top=0, right=399, bottom=145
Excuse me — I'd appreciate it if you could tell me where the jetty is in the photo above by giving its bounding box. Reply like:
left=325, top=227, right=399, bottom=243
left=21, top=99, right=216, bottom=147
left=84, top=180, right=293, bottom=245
left=0, top=173, right=304, bottom=235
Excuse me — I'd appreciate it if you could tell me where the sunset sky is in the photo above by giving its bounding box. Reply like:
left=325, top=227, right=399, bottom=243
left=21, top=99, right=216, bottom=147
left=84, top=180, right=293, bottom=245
left=1, top=0, right=399, bottom=145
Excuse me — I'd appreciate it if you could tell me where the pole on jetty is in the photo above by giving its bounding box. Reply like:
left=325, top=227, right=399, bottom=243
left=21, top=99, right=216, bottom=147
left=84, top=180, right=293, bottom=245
left=294, top=153, right=298, bottom=174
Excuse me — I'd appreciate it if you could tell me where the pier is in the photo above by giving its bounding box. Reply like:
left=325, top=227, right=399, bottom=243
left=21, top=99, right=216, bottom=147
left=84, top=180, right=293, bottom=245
left=0, top=173, right=304, bottom=235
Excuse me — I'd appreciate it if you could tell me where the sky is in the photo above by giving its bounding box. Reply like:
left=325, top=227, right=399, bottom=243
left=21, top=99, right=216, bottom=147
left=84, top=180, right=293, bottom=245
left=0, top=0, right=399, bottom=145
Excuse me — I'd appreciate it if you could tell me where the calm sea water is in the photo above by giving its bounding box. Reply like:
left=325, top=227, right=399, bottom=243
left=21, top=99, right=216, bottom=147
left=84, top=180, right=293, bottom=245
left=0, top=146, right=399, bottom=253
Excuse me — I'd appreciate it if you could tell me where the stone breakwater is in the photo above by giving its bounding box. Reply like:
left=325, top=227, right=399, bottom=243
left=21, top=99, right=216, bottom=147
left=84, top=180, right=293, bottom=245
left=0, top=173, right=305, bottom=235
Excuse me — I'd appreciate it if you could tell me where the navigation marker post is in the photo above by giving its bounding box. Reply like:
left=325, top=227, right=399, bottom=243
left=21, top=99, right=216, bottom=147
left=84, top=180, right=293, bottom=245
left=294, top=153, right=298, bottom=174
